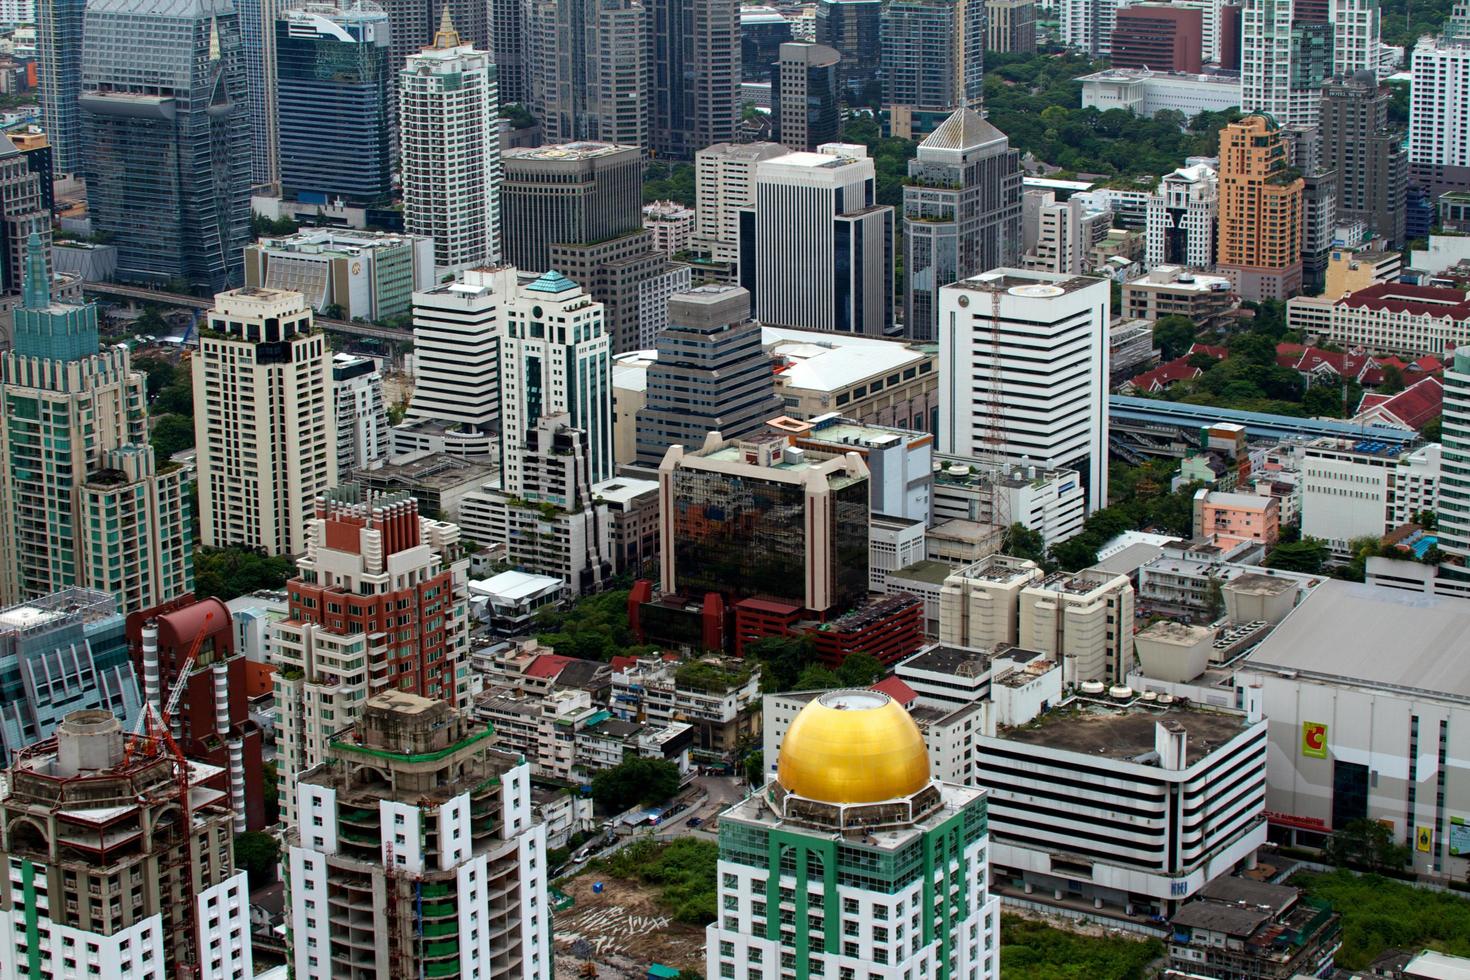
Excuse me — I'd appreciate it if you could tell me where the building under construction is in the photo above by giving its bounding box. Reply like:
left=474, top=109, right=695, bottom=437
left=287, top=690, right=552, bottom=979
left=0, top=709, right=253, bottom=979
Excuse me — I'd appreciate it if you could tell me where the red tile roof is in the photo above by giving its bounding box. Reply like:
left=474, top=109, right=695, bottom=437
left=609, top=655, right=638, bottom=673
left=1188, top=343, right=1229, bottom=359
left=1277, top=345, right=1384, bottom=386
left=1336, top=282, right=1470, bottom=319
left=1353, top=376, right=1444, bottom=430
left=1128, top=356, right=1202, bottom=392
left=871, top=675, right=917, bottom=706
left=1412, top=355, right=1445, bottom=373
left=524, top=653, right=576, bottom=679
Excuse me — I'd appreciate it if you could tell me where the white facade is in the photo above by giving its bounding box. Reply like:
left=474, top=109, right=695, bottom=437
left=642, top=199, right=697, bottom=255
left=1409, top=24, right=1470, bottom=172
left=1300, top=437, right=1440, bottom=555
left=634, top=261, right=693, bottom=351
left=1018, top=570, right=1137, bottom=684
left=693, top=141, right=788, bottom=264
left=1242, top=0, right=1320, bottom=129
left=1331, top=0, right=1381, bottom=76
left=193, top=288, right=337, bottom=557
left=400, top=35, right=501, bottom=276
left=332, top=353, right=388, bottom=473
left=1442, top=348, right=1470, bottom=557
left=500, top=272, right=613, bottom=489
left=748, top=147, right=894, bottom=335
left=933, top=460, right=1087, bottom=547
left=1079, top=69, right=1244, bottom=119
left=1060, top=0, right=1122, bottom=56
left=938, top=269, right=1111, bottom=513
left=408, top=267, right=518, bottom=435
left=1146, top=164, right=1220, bottom=270
left=870, top=515, right=927, bottom=590
left=1022, top=191, right=1110, bottom=277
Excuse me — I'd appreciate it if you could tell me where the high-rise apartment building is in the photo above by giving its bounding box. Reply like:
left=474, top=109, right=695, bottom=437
left=126, top=597, right=266, bottom=831
left=1217, top=115, right=1305, bottom=301
left=1060, top=0, right=1123, bottom=57
left=276, top=0, right=394, bottom=206
left=1145, top=163, right=1220, bottom=269
left=692, top=141, right=788, bottom=266
left=287, top=692, right=552, bottom=980
left=707, top=690, right=1000, bottom=980
left=80, top=0, right=250, bottom=292
left=526, top=0, right=650, bottom=147
left=659, top=431, right=871, bottom=614
left=987, top=0, right=1038, bottom=51
left=500, top=142, right=644, bottom=274
left=815, top=0, right=881, bottom=95
left=1241, top=0, right=1331, bottom=129
left=937, top=269, right=1111, bottom=512
left=1320, top=71, right=1407, bottom=246
left=399, top=16, right=501, bottom=276
left=500, top=271, right=614, bottom=489
left=333, top=353, right=389, bottom=473
left=742, top=146, right=894, bottom=335
left=903, top=108, right=1023, bottom=341
left=193, top=288, right=337, bottom=557
left=274, top=486, right=469, bottom=826
left=489, top=0, right=526, bottom=103
left=0, top=710, right=253, bottom=979
left=0, top=241, right=192, bottom=611
left=649, top=0, right=740, bottom=158
left=1442, top=348, right=1470, bottom=559
left=1111, top=4, right=1204, bottom=72
left=771, top=42, right=841, bottom=152
left=35, top=0, right=84, bottom=175
left=634, top=285, right=784, bottom=465
left=0, top=588, right=142, bottom=762
left=881, top=0, right=986, bottom=138
left=1331, top=0, right=1380, bottom=75
left=1408, top=2, right=1470, bottom=197
left=405, top=266, right=518, bottom=452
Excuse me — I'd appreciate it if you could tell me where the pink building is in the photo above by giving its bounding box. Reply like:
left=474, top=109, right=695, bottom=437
left=1193, top=489, right=1280, bottom=548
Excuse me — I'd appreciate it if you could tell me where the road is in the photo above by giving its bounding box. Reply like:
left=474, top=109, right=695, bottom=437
left=83, top=281, right=415, bottom=345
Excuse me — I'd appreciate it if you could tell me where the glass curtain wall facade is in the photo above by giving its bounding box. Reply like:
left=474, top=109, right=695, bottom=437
left=36, top=0, right=85, bottom=175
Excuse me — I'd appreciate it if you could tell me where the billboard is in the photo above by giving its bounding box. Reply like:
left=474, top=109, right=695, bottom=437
left=1450, top=817, right=1470, bottom=857
left=1301, top=721, right=1328, bottom=759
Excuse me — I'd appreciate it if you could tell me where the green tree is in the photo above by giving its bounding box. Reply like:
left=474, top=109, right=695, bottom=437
left=746, top=635, right=818, bottom=692
left=154, top=373, right=193, bottom=416
left=1380, top=363, right=1406, bottom=394
left=1003, top=523, right=1047, bottom=565
left=1153, top=315, right=1198, bottom=360
left=193, top=547, right=295, bottom=601
left=262, top=760, right=279, bottom=824
left=794, top=664, right=839, bottom=691
left=744, top=750, right=765, bottom=787
left=1414, top=509, right=1438, bottom=530
left=535, top=588, right=652, bottom=661
left=591, top=757, right=681, bottom=810
left=1424, top=417, right=1443, bottom=442
left=1324, top=819, right=1412, bottom=873
left=234, top=831, right=281, bottom=889
left=1230, top=330, right=1279, bottom=367
left=1265, top=538, right=1330, bottom=574
left=250, top=213, right=299, bottom=237
left=135, top=306, right=168, bottom=335
left=150, top=414, right=195, bottom=459
left=835, top=652, right=887, bottom=687
left=136, top=358, right=178, bottom=398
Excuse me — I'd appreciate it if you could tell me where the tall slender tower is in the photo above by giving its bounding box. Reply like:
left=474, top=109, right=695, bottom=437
left=192, top=288, right=337, bottom=557
left=527, top=0, right=651, bottom=146
left=649, top=0, right=739, bottom=158
left=34, top=0, right=85, bottom=175
left=1320, top=71, right=1407, bottom=246
left=1241, top=0, right=1330, bottom=129
left=881, top=0, right=986, bottom=139
left=237, top=0, right=281, bottom=190
left=1216, top=115, right=1305, bottom=301
left=1408, top=0, right=1470, bottom=197
left=80, top=0, right=251, bottom=292
left=0, top=237, right=193, bottom=611
left=399, top=13, right=501, bottom=276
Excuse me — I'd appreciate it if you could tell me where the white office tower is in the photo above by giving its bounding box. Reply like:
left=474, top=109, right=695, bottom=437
left=938, top=269, right=1110, bottom=513
left=500, top=270, right=614, bottom=489
left=1409, top=2, right=1470, bottom=196
left=1061, top=0, right=1123, bottom=56
left=1441, top=347, right=1470, bottom=559
left=693, top=142, right=788, bottom=265
left=707, top=690, right=1000, bottom=980
left=332, top=353, right=388, bottom=472
left=1332, top=0, right=1381, bottom=76
left=193, top=287, right=337, bottom=556
left=288, top=692, right=552, bottom=980
left=1242, top=0, right=1324, bottom=129
left=405, top=266, right=519, bottom=454
left=742, top=145, right=895, bottom=335
left=1145, top=163, right=1219, bottom=270
left=399, top=13, right=501, bottom=276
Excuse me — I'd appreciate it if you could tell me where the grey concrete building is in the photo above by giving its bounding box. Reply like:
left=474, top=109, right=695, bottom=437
left=649, top=0, right=740, bottom=158
left=550, top=231, right=691, bottom=353
left=1321, top=71, right=1409, bottom=248
left=501, top=142, right=644, bottom=273
left=526, top=0, right=650, bottom=147
left=986, top=0, right=1037, bottom=52
left=634, top=285, right=784, bottom=465
left=903, top=108, right=1023, bottom=341
left=881, top=0, right=986, bottom=139
left=815, top=0, right=881, bottom=97
left=771, top=42, right=841, bottom=152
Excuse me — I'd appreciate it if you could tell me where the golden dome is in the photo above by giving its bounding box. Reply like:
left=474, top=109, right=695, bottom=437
left=777, top=690, right=931, bottom=804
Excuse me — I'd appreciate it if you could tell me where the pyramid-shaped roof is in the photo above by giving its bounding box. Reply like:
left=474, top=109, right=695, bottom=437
left=526, top=269, right=578, bottom=294
left=921, top=108, right=1007, bottom=151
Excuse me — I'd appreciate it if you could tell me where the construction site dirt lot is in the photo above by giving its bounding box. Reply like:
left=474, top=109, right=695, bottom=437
left=552, top=872, right=706, bottom=978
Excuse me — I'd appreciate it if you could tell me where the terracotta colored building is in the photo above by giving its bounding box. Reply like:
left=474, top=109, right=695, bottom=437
left=1217, top=115, right=1304, bottom=301
left=1111, top=5, right=1204, bottom=73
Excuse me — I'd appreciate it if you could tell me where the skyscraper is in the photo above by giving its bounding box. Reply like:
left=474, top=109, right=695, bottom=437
left=1145, top=163, right=1220, bottom=269
left=937, top=269, right=1111, bottom=512
left=193, top=288, right=337, bottom=557
left=1320, top=71, right=1407, bottom=246
left=903, top=108, right=1023, bottom=341
left=1217, top=115, right=1304, bottom=301
left=1241, top=0, right=1333, bottom=130
left=237, top=0, right=281, bottom=190
left=490, top=0, right=527, bottom=103
left=1408, top=1, right=1470, bottom=197
left=1330, top=0, right=1380, bottom=76
left=1441, top=346, right=1470, bottom=559
left=273, top=485, right=469, bottom=826
left=35, top=0, right=84, bottom=175
left=634, top=284, right=784, bottom=465
left=500, top=270, right=614, bottom=489
left=526, top=0, right=651, bottom=146
left=287, top=692, right=551, bottom=980
left=276, top=0, right=394, bottom=206
left=742, top=146, right=894, bottom=335
left=1110, top=3, right=1204, bottom=72
left=691, top=141, right=788, bottom=267
left=81, top=0, right=251, bottom=293
left=881, top=0, right=985, bottom=138
left=0, top=239, right=193, bottom=611
left=814, top=0, right=880, bottom=96
left=707, top=690, right=1000, bottom=980
left=1060, top=0, right=1122, bottom=57
left=986, top=0, right=1037, bottom=52
left=649, top=0, right=740, bottom=158
left=0, top=710, right=253, bottom=979
left=0, top=133, right=49, bottom=295
left=771, top=41, right=842, bottom=152
left=333, top=352, right=389, bottom=472
left=400, top=14, right=501, bottom=276
left=500, top=142, right=644, bottom=274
